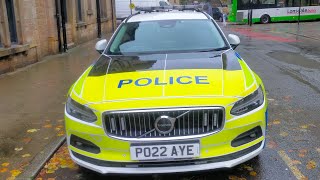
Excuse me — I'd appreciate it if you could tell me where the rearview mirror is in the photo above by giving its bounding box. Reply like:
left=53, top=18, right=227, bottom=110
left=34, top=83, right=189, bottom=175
left=227, top=34, right=240, bottom=49
left=95, top=39, right=108, bottom=54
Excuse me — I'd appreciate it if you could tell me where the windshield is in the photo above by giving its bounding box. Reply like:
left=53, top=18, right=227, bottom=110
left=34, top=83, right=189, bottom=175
left=107, top=20, right=227, bottom=55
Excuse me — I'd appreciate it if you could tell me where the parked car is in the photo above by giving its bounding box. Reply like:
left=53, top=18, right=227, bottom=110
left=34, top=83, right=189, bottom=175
left=65, top=6, right=267, bottom=175
left=115, top=0, right=170, bottom=20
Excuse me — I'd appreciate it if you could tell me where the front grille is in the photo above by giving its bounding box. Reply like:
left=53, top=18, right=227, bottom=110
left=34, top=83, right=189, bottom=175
left=103, top=107, right=224, bottom=139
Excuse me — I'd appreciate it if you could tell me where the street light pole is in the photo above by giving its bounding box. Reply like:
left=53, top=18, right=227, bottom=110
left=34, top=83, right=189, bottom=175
left=297, top=0, right=302, bottom=38
left=298, top=0, right=302, bottom=24
left=248, top=0, right=253, bottom=26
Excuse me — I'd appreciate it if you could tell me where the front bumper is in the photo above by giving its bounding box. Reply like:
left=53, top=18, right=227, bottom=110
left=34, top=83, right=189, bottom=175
left=69, top=141, right=263, bottom=174
left=65, top=100, right=267, bottom=174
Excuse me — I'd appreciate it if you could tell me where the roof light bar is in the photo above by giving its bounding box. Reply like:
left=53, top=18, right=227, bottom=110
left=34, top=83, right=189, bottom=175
left=135, top=5, right=201, bottom=12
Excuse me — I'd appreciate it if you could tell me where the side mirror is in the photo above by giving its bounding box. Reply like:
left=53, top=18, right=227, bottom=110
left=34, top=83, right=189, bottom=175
left=227, top=34, right=240, bottom=49
left=95, top=39, right=108, bottom=54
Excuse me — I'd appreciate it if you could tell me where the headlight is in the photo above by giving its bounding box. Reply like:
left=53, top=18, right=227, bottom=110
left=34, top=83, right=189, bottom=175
left=66, top=97, right=97, bottom=122
left=231, top=86, right=264, bottom=116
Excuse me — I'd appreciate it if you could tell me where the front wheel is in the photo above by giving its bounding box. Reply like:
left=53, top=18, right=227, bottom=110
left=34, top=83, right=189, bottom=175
left=260, top=14, right=270, bottom=24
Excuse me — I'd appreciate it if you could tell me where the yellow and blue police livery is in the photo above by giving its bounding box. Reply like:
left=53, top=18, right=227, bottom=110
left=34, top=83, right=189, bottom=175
left=65, top=6, right=268, bottom=174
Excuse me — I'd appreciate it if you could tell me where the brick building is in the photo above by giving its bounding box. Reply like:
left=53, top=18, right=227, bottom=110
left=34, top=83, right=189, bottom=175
left=0, top=0, right=116, bottom=74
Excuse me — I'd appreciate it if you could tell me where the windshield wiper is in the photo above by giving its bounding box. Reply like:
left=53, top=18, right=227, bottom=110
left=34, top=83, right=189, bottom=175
left=198, top=47, right=230, bottom=52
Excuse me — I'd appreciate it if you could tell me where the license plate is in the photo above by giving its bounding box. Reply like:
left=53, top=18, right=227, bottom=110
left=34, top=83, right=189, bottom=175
left=130, top=142, right=200, bottom=161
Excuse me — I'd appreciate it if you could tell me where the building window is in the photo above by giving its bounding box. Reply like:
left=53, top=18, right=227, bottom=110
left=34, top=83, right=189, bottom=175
left=5, top=0, right=18, bottom=43
left=100, top=0, right=107, bottom=19
left=76, top=0, right=83, bottom=22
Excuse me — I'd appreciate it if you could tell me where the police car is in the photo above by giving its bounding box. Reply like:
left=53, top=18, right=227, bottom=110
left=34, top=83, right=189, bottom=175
left=65, top=5, right=268, bottom=174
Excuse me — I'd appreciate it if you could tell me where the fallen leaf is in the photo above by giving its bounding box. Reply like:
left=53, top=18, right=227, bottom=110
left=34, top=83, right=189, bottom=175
left=280, top=132, right=288, bottom=137
left=43, top=124, right=52, bottom=128
left=36, top=178, right=43, bottom=180
left=17, top=162, right=29, bottom=169
left=10, top=169, right=21, bottom=177
left=299, top=149, right=307, bottom=153
left=57, top=131, right=65, bottom=137
left=0, top=167, right=8, bottom=173
left=57, top=119, right=64, bottom=122
left=298, top=153, right=305, bottom=158
left=242, top=165, right=253, bottom=171
left=228, top=175, right=238, bottom=180
left=44, top=137, right=49, bottom=140
left=22, top=154, right=31, bottom=158
left=48, top=178, right=56, bottom=180
left=14, top=147, right=23, bottom=151
left=45, top=169, right=56, bottom=174
left=292, top=160, right=302, bottom=165
left=300, top=125, right=308, bottom=129
left=267, top=140, right=277, bottom=149
left=306, top=160, right=316, bottom=169
left=249, top=171, right=257, bottom=176
left=56, top=125, right=64, bottom=129
left=55, top=127, right=61, bottom=131
left=27, top=129, right=39, bottom=133
left=1, top=162, right=9, bottom=167
left=283, top=96, right=291, bottom=101
left=22, top=137, right=32, bottom=144
left=272, top=120, right=281, bottom=125
left=298, top=149, right=308, bottom=158
left=316, top=148, right=320, bottom=153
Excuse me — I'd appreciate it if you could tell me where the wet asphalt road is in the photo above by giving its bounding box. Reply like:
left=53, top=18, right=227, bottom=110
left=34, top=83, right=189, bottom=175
left=2, top=22, right=320, bottom=180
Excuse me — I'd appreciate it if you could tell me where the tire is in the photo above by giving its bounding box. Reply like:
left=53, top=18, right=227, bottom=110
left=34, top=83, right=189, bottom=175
left=260, top=14, right=270, bottom=24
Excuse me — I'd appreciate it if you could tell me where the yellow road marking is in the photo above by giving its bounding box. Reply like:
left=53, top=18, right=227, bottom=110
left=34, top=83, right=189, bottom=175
left=278, top=150, right=306, bottom=180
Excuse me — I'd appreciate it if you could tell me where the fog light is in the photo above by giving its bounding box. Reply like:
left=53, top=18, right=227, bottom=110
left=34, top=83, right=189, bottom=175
left=70, top=135, right=100, bottom=154
left=249, top=133, right=256, bottom=138
left=231, top=126, right=262, bottom=147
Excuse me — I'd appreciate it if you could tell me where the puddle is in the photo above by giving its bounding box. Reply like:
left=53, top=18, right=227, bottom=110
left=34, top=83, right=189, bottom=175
left=267, top=51, right=320, bottom=69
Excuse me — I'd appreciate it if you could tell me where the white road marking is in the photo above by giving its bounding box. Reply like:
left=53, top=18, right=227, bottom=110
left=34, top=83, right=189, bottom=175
left=278, top=150, right=306, bottom=180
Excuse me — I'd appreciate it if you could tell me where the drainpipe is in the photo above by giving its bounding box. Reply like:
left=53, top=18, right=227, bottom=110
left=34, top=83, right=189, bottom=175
left=111, top=0, right=115, bottom=32
left=96, top=0, right=102, bottom=38
left=60, top=0, right=68, bottom=52
left=55, top=0, right=62, bottom=53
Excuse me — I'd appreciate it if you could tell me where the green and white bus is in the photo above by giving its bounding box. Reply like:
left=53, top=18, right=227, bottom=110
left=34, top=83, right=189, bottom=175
left=228, top=0, right=320, bottom=23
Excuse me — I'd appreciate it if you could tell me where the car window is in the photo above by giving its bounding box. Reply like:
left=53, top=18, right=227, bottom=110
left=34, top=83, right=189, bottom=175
left=108, top=20, right=227, bottom=55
